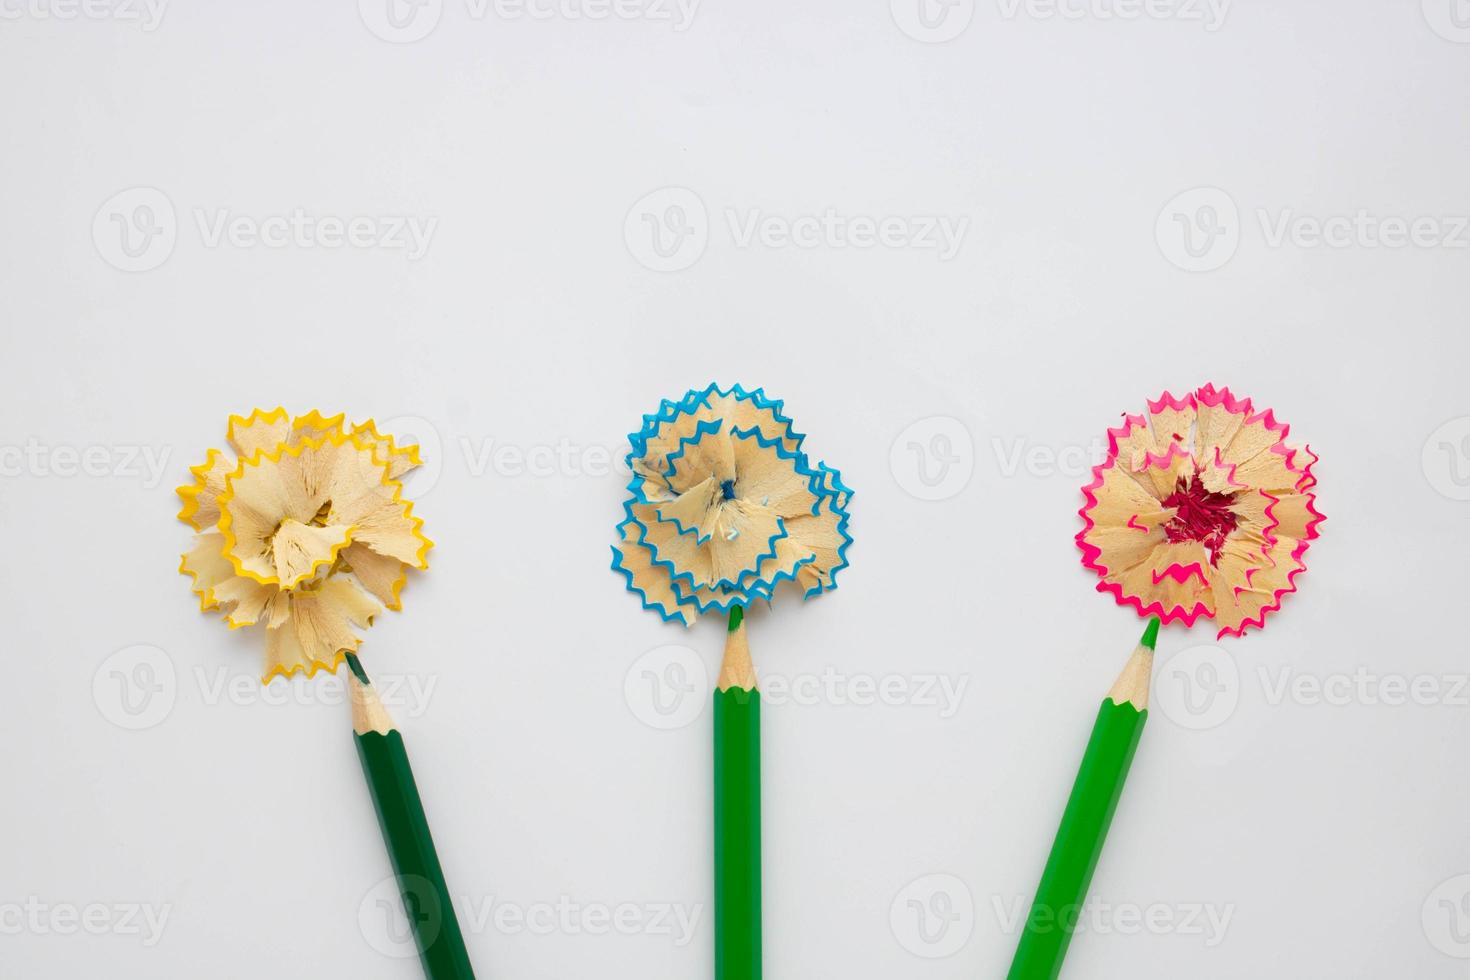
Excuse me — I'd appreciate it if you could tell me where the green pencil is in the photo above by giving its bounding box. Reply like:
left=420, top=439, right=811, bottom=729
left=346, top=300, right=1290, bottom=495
left=714, top=606, right=761, bottom=980
left=346, top=653, right=477, bottom=980
left=1006, top=618, right=1159, bottom=980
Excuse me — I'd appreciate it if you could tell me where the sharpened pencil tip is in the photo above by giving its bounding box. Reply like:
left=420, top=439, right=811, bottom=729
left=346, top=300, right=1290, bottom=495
left=1140, top=617, right=1161, bottom=651
left=344, top=652, right=371, bottom=686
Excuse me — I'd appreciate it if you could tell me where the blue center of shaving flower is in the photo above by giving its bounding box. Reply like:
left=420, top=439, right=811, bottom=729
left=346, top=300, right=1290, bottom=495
left=720, top=479, right=737, bottom=500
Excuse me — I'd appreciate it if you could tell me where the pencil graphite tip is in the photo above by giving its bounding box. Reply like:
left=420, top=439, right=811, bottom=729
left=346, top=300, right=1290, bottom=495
left=1140, top=616, right=1160, bottom=651
left=344, top=651, right=371, bottom=686
left=718, top=605, right=756, bottom=691
left=1108, top=621, right=1157, bottom=711
left=348, top=658, right=395, bottom=735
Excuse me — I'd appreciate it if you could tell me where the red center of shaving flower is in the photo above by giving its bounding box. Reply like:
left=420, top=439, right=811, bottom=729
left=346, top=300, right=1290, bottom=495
left=1160, top=470, right=1239, bottom=565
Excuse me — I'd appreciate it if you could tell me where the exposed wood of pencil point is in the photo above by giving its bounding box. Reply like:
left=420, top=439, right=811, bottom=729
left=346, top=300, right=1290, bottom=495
left=717, top=606, right=757, bottom=692
left=345, top=652, right=395, bottom=735
left=1106, top=617, right=1160, bottom=712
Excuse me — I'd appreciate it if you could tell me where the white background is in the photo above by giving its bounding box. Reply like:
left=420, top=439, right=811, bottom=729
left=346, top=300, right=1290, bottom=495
left=2, top=1, right=1469, bottom=977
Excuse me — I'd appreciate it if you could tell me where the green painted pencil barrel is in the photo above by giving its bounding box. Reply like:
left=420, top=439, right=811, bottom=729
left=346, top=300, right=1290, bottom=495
left=356, top=730, right=477, bottom=980
left=1006, top=699, right=1147, bottom=980
left=714, top=685, right=761, bottom=980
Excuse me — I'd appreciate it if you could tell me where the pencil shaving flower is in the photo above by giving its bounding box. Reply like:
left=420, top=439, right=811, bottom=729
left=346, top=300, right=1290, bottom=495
left=177, top=408, right=432, bottom=681
left=1077, top=384, right=1323, bottom=639
left=612, top=384, right=853, bottom=625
